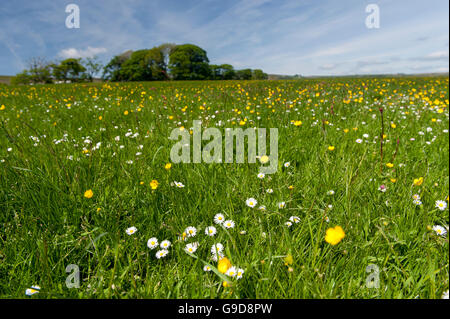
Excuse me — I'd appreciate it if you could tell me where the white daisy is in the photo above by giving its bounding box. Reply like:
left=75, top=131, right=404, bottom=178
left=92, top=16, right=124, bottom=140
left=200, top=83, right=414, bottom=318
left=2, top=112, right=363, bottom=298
left=160, top=240, right=171, bottom=249
left=435, top=200, right=447, bottom=211
left=147, top=237, right=158, bottom=249
left=203, top=265, right=212, bottom=272
left=236, top=268, right=245, bottom=279
left=278, top=201, right=286, bottom=209
left=214, top=213, right=225, bottom=224
left=289, top=216, right=300, bottom=223
left=226, top=266, right=237, bottom=277
left=185, top=243, right=198, bottom=254
left=211, top=243, right=224, bottom=255
left=156, top=249, right=169, bottom=259
left=223, top=220, right=235, bottom=229
left=246, top=198, right=257, bottom=208
left=432, top=225, right=447, bottom=237
left=257, top=172, right=265, bottom=179
left=185, top=226, right=197, bottom=237
left=284, top=162, right=291, bottom=168
left=205, top=226, right=217, bottom=237
left=125, top=226, right=137, bottom=235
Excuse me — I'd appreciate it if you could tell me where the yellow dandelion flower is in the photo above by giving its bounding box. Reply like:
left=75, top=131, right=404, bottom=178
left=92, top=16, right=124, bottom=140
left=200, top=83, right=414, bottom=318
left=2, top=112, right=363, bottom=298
left=84, top=189, right=93, bottom=199
left=413, top=177, right=424, bottom=186
left=218, top=257, right=232, bottom=274
left=150, top=180, right=159, bottom=190
left=325, top=226, right=345, bottom=245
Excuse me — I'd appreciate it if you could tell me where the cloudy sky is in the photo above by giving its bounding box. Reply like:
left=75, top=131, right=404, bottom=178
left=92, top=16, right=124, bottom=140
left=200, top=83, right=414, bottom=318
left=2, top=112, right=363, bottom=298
left=0, top=0, right=448, bottom=76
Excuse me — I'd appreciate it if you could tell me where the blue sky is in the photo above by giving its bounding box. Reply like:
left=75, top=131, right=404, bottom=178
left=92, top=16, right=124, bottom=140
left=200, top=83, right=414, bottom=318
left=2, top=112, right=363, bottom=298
left=0, top=0, right=448, bottom=76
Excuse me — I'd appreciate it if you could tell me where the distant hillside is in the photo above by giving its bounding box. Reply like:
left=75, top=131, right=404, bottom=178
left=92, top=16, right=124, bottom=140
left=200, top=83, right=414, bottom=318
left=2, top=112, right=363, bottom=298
left=0, top=75, right=12, bottom=85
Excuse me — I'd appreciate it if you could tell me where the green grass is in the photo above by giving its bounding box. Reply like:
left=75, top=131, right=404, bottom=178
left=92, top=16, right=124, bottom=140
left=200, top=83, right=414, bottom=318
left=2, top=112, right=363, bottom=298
left=0, top=77, right=448, bottom=299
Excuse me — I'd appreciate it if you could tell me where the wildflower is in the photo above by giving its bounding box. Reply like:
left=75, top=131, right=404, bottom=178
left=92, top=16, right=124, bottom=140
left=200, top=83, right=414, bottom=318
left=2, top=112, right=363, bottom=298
left=443, top=290, right=449, bottom=299
left=289, top=216, right=300, bottom=223
left=378, top=185, right=387, bottom=192
left=285, top=221, right=293, bottom=227
left=214, top=213, right=225, bottom=224
left=160, top=240, right=171, bottom=249
left=258, top=205, right=266, bottom=211
left=218, top=257, right=232, bottom=274
left=25, top=286, right=40, bottom=296
left=432, top=225, right=447, bottom=237
left=278, top=202, right=286, bottom=209
left=257, top=172, right=265, bottom=179
left=126, top=226, right=137, bottom=235
left=174, top=181, right=185, bottom=188
left=185, top=243, right=198, bottom=254
left=413, top=177, right=424, bottom=186
left=413, top=199, right=422, bottom=206
left=185, top=226, right=197, bottom=237
left=205, top=226, right=217, bottom=236
left=356, top=139, right=363, bottom=144
left=211, top=243, right=224, bottom=255
left=327, top=190, right=335, bottom=195
left=84, top=189, right=93, bottom=198
left=165, top=163, right=172, bottom=170
left=293, top=120, right=302, bottom=126
left=223, top=220, right=235, bottom=229
left=236, top=268, right=245, bottom=279
left=325, top=226, right=345, bottom=245
left=226, top=266, right=237, bottom=277
left=284, top=254, right=294, bottom=266
left=246, top=198, right=257, bottom=208
left=284, top=162, right=291, bottom=168
left=203, top=265, right=212, bottom=272
left=436, top=200, right=447, bottom=211
left=266, top=188, right=273, bottom=194
left=328, top=146, right=335, bottom=151
left=147, top=237, right=158, bottom=249
left=156, top=249, right=169, bottom=259
left=150, top=180, right=159, bottom=190
left=386, top=163, right=394, bottom=168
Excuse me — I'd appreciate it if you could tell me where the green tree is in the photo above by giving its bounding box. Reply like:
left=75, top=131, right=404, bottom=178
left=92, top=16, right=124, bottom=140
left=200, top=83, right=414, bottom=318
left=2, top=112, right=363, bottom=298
left=82, top=57, right=103, bottom=82
left=169, top=44, right=211, bottom=80
left=52, top=58, right=86, bottom=82
left=252, top=69, right=268, bottom=80
left=210, top=64, right=235, bottom=80
left=235, top=69, right=252, bottom=80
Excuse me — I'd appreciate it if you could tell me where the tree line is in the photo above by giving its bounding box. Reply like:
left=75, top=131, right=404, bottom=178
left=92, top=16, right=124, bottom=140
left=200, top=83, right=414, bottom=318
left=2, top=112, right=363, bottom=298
left=12, top=43, right=268, bottom=85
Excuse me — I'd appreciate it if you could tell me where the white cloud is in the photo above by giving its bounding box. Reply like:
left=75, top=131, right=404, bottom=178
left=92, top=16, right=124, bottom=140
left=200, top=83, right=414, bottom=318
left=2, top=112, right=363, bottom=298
left=58, top=46, right=107, bottom=59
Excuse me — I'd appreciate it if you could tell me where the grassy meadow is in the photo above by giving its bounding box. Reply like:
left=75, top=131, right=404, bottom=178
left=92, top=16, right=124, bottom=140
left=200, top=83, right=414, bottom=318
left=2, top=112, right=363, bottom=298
left=0, top=77, right=448, bottom=299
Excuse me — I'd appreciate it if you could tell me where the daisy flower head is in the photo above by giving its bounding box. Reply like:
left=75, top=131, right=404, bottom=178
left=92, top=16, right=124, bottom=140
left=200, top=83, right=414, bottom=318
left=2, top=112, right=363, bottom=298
left=185, top=226, right=197, bottom=237
left=432, top=225, right=447, bottom=237
left=327, top=190, right=335, bottom=195
left=378, top=185, right=387, bottom=192
left=436, top=200, right=447, bottom=211
left=285, top=221, right=293, bottom=227
left=203, top=265, right=212, bottom=272
left=211, top=243, right=224, bottom=255
left=236, top=268, right=245, bottom=279
left=126, top=226, right=137, bottom=235
left=412, top=194, right=421, bottom=201
left=214, top=213, right=225, bottom=224
left=284, top=162, right=291, bottom=168
left=25, top=286, right=40, bottom=296
left=160, top=240, right=171, bottom=249
left=147, top=237, right=159, bottom=249
left=226, top=266, right=237, bottom=277
left=289, top=216, right=300, bottom=223
left=156, top=249, right=169, bottom=259
left=356, top=139, right=363, bottom=144
left=278, top=201, right=286, bottom=209
left=258, top=205, right=267, bottom=211
left=443, top=290, right=449, bottom=299
left=173, top=181, right=185, bottom=188
left=185, top=242, right=199, bottom=254
left=205, top=226, right=217, bottom=237
left=223, top=220, right=235, bottom=229
left=246, top=197, right=257, bottom=208
left=266, top=188, right=273, bottom=194
left=257, top=172, right=265, bottom=179
left=413, top=199, right=422, bottom=206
